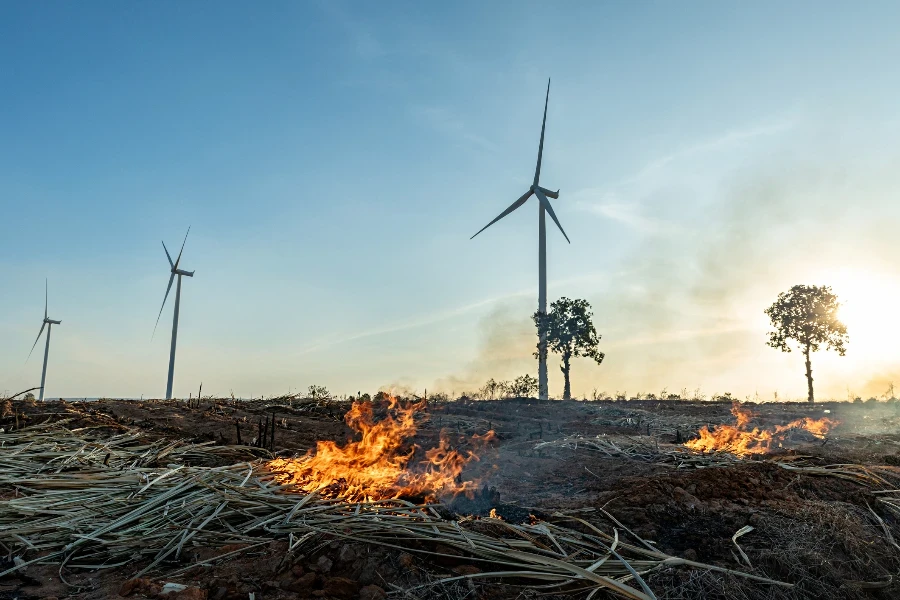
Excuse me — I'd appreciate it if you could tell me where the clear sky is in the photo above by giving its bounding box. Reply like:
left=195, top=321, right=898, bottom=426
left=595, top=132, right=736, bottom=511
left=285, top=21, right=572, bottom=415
left=2, top=1, right=900, bottom=400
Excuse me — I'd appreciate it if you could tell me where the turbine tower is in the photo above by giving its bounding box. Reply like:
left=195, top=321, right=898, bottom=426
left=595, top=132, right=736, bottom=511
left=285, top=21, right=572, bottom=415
left=27, top=279, right=62, bottom=401
left=471, top=79, right=568, bottom=401
left=153, top=227, right=194, bottom=400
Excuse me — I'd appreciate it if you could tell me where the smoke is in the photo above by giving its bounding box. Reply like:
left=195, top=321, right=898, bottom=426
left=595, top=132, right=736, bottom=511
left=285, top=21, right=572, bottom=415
left=440, top=119, right=900, bottom=400
left=433, top=302, right=535, bottom=395
left=377, top=382, right=420, bottom=399
left=859, top=372, right=900, bottom=401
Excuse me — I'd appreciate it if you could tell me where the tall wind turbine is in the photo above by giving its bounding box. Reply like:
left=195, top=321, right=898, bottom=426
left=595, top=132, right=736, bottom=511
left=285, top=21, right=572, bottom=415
left=27, top=279, right=62, bottom=401
left=471, top=79, right=568, bottom=401
left=153, top=227, right=194, bottom=400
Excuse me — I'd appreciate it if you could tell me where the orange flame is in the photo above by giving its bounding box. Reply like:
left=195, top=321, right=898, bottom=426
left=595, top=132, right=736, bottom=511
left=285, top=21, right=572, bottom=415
left=268, top=398, right=495, bottom=502
left=684, top=402, right=838, bottom=457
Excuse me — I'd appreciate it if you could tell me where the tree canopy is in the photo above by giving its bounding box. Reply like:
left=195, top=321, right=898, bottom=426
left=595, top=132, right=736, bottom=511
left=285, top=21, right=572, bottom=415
left=533, top=297, right=604, bottom=400
left=506, top=374, right=539, bottom=398
left=765, top=284, right=848, bottom=402
left=765, top=285, right=847, bottom=355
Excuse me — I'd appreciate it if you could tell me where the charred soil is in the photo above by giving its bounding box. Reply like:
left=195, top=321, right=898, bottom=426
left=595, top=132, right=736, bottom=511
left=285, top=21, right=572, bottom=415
left=2, top=397, right=900, bottom=600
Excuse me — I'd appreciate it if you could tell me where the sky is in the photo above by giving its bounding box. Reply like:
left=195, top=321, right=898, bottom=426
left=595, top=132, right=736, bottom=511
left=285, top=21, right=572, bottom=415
left=2, top=1, right=900, bottom=401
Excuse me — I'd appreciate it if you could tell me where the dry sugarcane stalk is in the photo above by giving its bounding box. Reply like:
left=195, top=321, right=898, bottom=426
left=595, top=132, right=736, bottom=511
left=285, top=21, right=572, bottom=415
left=0, top=421, right=794, bottom=600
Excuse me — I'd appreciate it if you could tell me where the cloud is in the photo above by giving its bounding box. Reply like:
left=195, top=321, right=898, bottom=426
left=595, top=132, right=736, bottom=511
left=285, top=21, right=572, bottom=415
left=299, top=270, right=608, bottom=356
left=297, top=291, right=528, bottom=355
left=575, top=196, right=675, bottom=235
left=624, top=120, right=795, bottom=185
left=412, top=106, right=498, bottom=153
left=573, top=118, right=795, bottom=235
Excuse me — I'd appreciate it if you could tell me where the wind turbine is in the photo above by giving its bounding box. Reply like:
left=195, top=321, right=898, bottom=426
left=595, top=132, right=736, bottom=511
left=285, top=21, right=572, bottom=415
left=153, top=227, right=194, bottom=400
left=27, top=279, right=62, bottom=401
left=471, top=79, right=568, bottom=401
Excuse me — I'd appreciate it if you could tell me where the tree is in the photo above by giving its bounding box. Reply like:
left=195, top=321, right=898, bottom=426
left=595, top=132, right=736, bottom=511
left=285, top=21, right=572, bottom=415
left=505, top=374, right=539, bottom=398
left=481, top=378, right=501, bottom=400
left=308, top=385, right=330, bottom=400
left=765, top=285, right=848, bottom=403
left=533, top=297, right=605, bottom=400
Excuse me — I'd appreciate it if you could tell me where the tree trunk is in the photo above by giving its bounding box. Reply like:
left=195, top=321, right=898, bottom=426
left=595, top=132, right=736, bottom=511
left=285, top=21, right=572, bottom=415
left=804, top=343, right=814, bottom=403
left=561, top=352, right=571, bottom=401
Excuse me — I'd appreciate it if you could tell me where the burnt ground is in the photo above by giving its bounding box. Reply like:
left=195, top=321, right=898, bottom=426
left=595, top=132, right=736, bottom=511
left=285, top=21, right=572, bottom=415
left=3, top=396, right=900, bottom=600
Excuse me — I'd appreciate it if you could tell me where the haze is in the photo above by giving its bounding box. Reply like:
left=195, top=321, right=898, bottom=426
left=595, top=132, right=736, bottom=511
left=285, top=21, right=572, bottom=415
left=2, top=1, right=899, bottom=401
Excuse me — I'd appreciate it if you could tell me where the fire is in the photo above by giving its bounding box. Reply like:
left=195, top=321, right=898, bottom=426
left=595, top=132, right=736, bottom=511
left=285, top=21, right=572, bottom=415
left=268, top=398, right=495, bottom=502
left=684, top=402, right=838, bottom=457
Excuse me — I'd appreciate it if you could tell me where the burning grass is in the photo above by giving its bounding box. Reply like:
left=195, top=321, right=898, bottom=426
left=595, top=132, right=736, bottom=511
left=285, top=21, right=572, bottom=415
left=4, top=397, right=900, bottom=599
left=268, top=398, right=495, bottom=502
left=684, top=402, right=838, bottom=457
left=0, top=420, right=795, bottom=600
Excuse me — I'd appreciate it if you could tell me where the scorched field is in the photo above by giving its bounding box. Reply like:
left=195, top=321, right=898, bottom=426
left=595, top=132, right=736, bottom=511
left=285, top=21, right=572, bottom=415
left=2, top=394, right=900, bottom=600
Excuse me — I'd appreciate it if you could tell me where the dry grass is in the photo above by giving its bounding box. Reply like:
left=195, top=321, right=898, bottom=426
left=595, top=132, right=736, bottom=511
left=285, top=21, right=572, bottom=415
left=0, top=421, right=792, bottom=600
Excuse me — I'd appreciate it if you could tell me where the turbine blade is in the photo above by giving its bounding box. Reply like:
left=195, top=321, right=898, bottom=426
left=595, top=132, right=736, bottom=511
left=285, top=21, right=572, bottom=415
left=27, top=322, right=46, bottom=362
left=162, top=241, right=174, bottom=269
left=152, top=273, right=176, bottom=339
left=533, top=78, right=551, bottom=186
left=534, top=188, right=570, bottom=244
left=174, top=226, right=190, bottom=269
left=44, top=278, right=48, bottom=320
left=470, top=190, right=533, bottom=240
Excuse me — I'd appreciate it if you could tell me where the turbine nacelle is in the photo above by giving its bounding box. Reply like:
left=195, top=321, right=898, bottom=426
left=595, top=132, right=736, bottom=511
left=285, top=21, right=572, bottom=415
left=532, top=184, right=559, bottom=199
left=44, top=318, right=62, bottom=325
left=174, top=269, right=194, bottom=277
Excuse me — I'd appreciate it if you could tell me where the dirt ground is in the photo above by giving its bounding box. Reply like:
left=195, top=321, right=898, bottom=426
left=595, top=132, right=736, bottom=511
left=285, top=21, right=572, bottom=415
left=3, top=396, right=900, bottom=600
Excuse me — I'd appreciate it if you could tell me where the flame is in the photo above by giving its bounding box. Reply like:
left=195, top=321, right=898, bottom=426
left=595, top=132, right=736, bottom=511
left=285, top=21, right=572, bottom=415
left=268, top=398, right=495, bottom=502
left=684, top=402, right=838, bottom=457
left=488, top=508, right=501, bottom=520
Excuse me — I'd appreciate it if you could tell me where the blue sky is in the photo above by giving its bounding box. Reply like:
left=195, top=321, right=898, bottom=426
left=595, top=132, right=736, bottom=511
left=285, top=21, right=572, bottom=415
left=3, top=1, right=900, bottom=400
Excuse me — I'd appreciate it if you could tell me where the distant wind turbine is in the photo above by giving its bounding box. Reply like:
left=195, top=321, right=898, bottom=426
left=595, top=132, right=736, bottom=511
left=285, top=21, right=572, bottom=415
left=153, top=227, right=194, bottom=400
left=471, top=79, right=568, bottom=401
left=27, top=279, right=62, bottom=401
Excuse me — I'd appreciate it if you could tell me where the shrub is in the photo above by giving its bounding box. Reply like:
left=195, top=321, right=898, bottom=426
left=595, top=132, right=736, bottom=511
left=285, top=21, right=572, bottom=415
left=308, top=385, right=330, bottom=400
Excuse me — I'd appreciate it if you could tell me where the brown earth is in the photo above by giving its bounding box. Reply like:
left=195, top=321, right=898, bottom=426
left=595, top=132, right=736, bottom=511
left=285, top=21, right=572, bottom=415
left=3, top=396, right=900, bottom=600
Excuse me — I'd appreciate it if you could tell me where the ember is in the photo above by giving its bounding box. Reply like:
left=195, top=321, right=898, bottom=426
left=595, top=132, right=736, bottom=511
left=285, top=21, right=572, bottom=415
left=268, top=398, right=495, bottom=502
left=684, top=402, right=838, bottom=457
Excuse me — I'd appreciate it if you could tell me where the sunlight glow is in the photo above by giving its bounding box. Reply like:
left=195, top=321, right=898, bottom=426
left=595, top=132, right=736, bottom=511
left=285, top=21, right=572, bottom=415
left=823, top=269, right=900, bottom=359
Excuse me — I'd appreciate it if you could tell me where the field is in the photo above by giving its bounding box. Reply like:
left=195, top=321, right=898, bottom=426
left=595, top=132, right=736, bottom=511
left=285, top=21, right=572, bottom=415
left=2, top=395, right=900, bottom=600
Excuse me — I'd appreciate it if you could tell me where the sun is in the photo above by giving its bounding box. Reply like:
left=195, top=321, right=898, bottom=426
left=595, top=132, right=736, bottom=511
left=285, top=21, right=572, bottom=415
left=823, top=269, right=900, bottom=358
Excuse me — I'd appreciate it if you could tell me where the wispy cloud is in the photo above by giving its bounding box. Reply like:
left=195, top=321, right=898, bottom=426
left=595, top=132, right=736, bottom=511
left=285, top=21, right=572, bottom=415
left=299, top=271, right=609, bottom=354
left=412, top=106, right=498, bottom=152
left=606, top=324, right=753, bottom=349
left=574, top=118, right=795, bottom=234
left=575, top=196, right=675, bottom=235
left=623, top=120, right=794, bottom=186
left=298, top=292, right=526, bottom=355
